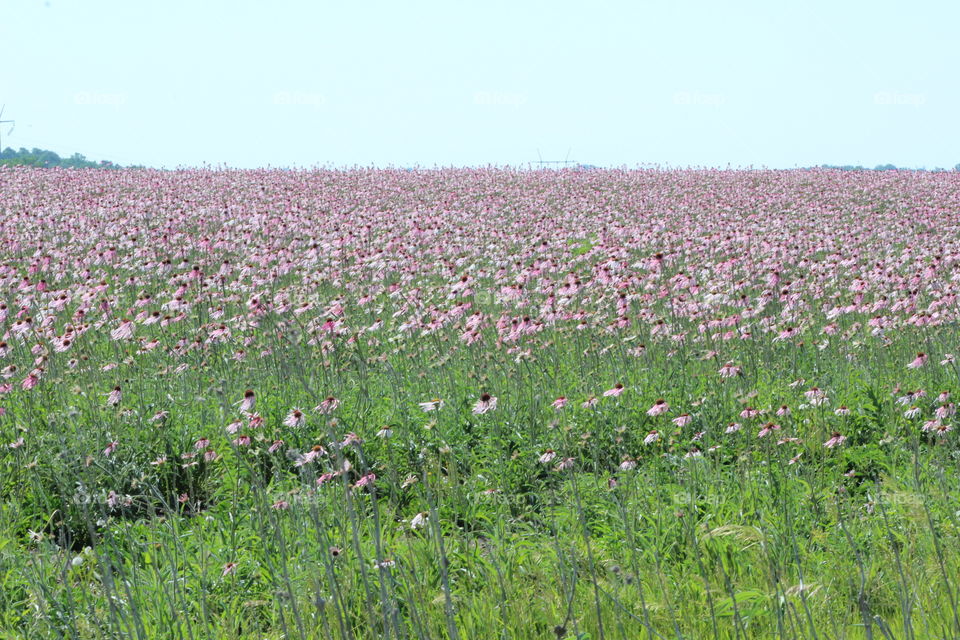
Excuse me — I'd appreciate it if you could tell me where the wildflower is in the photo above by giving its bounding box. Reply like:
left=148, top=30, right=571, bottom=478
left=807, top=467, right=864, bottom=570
left=725, top=422, right=742, bottom=434
left=203, top=448, right=218, bottom=462
left=239, top=390, right=255, bottom=413
left=935, top=403, right=955, bottom=420
left=375, top=559, right=396, bottom=569
left=757, top=422, right=780, bottom=438
left=149, top=410, right=169, bottom=423
left=552, top=396, right=568, bottom=410
left=672, top=414, right=692, bottom=428
left=410, top=512, right=429, bottom=530
left=740, top=407, right=760, bottom=419
left=418, top=398, right=443, bottom=412
left=776, top=405, right=790, bottom=417
left=222, top=562, right=237, bottom=576
left=329, top=546, right=342, bottom=557
left=619, top=457, right=637, bottom=471
left=834, top=406, right=850, bottom=416
left=643, top=430, right=660, bottom=445
left=538, top=449, right=558, bottom=465
left=581, top=396, right=598, bottom=408
left=789, top=453, right=802, bottom=465
left=823, top=432, right=846, bottom=448
left=150, top=456, right=167, bottom=466
left=647, top=399, right=669, bottom=417
left=907, top=353, right=928, bottom=369
left=107, top=386, right=122, bottom=406
left=473, top=393, right=498, bottom=414
left=272, top=500, right=290, bottom=510
left=268, top=439, right=284, bottom=453
left=903, top=406, right=921, bottom=418
left=284, top=408, right=306, bottom=428
left=936, top=423, right=953, bottom=436
left=194, top=438, right=210, bottom=450
left=103, top=441, right=119, bottom=457
left=376, top=427, right=393, bottom=438
left=232, top=435, right=251, bottom=447
left=684, top=448, right=702, bottom=459
left=603, top=383, right=625, bottom=398
left=555, top=457, right=575, bottom=471
left=110, top=319, right=134, bottom=341
left=718, top=362, right=740, bottom=378
left=938, top=391, right=951, bottom=403
left=354, top=473, right=376, bottom=489
left=315, top=396, right=339, bottom=414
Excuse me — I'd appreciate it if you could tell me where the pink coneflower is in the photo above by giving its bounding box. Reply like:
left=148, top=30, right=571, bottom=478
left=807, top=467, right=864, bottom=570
left=110, top=319, right=134, bottom=341
left=739, top=407, right=759, bottom=419
left=239, top=390, right=255, bottom=413
left=823, top=432, right=846, bottom=448
left=341, top=432, right=362, bottom=447
left=776, top=405, right=790, bottom=417
left=718, top=363, right=741, bottom=378
left=937, top=391, right=951, bottom=403
left=149, top=410, right=169, bottom=423
left=203, top=449, right=218, bottom=462
left=418, top=398, right=444, bottom=412
left=315, top=396, right=339, bottom=414
left=581, top=396, right=598, bottom=408
left=103, top=441, right=119, bottom=457
left=284, top=408, right=306, bottom=428
left=834, top=406, right=850, bottom=416
left=647, top=399, right=669, bottom=417
left=619, top=457, right=637, bottom=471
left=222, top=562, right=237, bottom=576
left=376, top=427, right=393, bottom=438
left=232, top=435, right=251, bottom=447
left=903, top=406, right=921, bottom=419
left=907, top=353, right=928, bottom=369
left=354, top=473, right=376, bottom=489
left=789, top=453, right=802, bottom=465
left=107, top=386, right=121, bottom=406
left=672, top=414, right=692, bottom=428
left=644, top=430, right=661, bottom=445
left=538, top=449, right=558, bottom=465
left=272, top=500, right=290, bottom=510
left=935, top=403, right=955, bottom=420
left=552, top=396, right=568, bottom=410
left=473, top=393, right=498, bottom=414
left=554, top=457, right=575, bottom=471
left=725, top=422, right=742, bottom=434
left=757, top=422, right=780, bottom=438
left=603, top=383, right=625, bottom=398
left=21, top=373, right=39, bottom=390
left=268, top=439, right=284, bottom=453
left=193, top=438, right=210, bottom=450
left=935, top=423, right=953, bottom=436
left=684, top=448, right=702, bottom=459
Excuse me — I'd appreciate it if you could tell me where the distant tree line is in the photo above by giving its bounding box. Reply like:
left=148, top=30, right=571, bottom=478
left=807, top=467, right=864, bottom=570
left=0, top=147, right=129, bottom=168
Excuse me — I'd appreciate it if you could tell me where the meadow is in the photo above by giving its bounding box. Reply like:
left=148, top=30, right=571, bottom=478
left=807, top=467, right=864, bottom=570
left=1, top=166, right=960, bottom=639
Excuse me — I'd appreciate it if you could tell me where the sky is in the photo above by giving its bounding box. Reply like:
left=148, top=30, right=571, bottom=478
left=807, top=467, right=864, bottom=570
left=1, top=0, right=957, bottom=169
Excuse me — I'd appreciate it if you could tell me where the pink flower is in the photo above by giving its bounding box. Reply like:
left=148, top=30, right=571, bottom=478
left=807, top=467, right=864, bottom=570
left=823, top=432, right=846, bottom=448
left=239, top=390, right=255, bottom=413
left=552, top=396, right=568, bottom=410
left=672, top=414, right=692, bottom=428
left=107, top=386, right=122, bottom=406
left=725, top=422, right=742, bottom=434
left=222, top=562, right=238, bottom=576
left=284, top=408, right=306, bottom=428
left=757, top=423, right=780, bottom=438
left=103, top=441, right=119, bottom=456
left=603, top=383, right=625, bottom=398
left=354, top=473, right=376, bottom=489
left=538, top=450, right=557, bottom=465
left=718, top=363, right=740, bottom=378
left=647, top=399, right=669, bottom=417
left=907, top=353, right=928, bottom=369
left=643, top=430, right=661, bottom=445
left=315, top=396, right=339, bottom=414
left=473, top=393, right=498, bottom=414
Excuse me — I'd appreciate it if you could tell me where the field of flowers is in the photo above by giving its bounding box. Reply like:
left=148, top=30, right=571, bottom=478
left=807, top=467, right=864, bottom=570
left=2, top=166, right=960, bottom=639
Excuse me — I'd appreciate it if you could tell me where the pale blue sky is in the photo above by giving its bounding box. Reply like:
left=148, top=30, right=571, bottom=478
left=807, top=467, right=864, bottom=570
left=1, top=0, right=955, bottom=169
